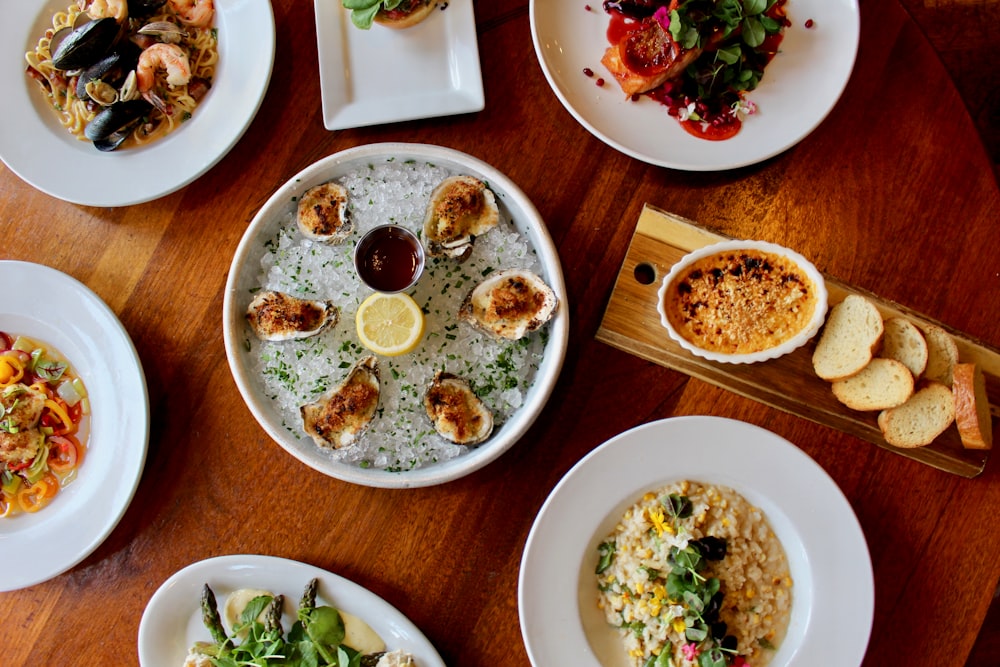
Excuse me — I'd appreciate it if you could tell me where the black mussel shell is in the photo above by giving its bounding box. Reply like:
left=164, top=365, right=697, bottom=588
left=51, top=17, right=120, bottom=71
left=128, top=0, right=168, bottom=18
left=75, top=42, right=143, bottom=101
left=85, top=99, right=152, bottom=144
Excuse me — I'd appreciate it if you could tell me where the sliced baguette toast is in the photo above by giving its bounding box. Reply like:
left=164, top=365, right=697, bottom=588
left=880, top=317, right=928, bottom=378
left=832, top=358, right=914, bottom=411
left=921, top=323, right=959, bottom=387
left=953, top=363, right=993, bottom=450
left=878, top=381, right=955, bottom=448
left=812, top=294, right=884, bottom=381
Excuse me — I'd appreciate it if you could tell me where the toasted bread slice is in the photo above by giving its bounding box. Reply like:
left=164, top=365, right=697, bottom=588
left=878, top=381, right=955, bottom=448
left=374, top=0, right=438, bottom=29
left=832, top=358, right=914, bottom=411
left=880, top=317, right=928, bottom=379
left=953, top=363, right=993, bottom=450
left=812, top=294, right=884, bottom=381
left=921, top=323, right=959, bottom=386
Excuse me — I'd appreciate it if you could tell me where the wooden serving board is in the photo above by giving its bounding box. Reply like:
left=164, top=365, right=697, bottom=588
left=596, top=205, right=997, bottom=478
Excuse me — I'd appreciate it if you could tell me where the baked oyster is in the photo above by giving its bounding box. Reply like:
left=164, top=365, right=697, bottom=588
left=424, top=371, right=494, bottom=446
left=301, top=355, right=380, bottom=449
left=246, top=290, right=339, bottom=341
left=459, top=269, right=558, bottom=340
left=297, top=181, right=352, bottom=243
left=422, top=175, right=499, bottom=262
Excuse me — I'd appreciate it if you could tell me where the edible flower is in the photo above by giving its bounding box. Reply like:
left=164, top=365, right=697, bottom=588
left=731, top=98, right=758, bottom=120
left=678, top=102, right=701, bottom=122
left=672, top=618, right=687, bottom=634
left=649, top=507, right=673, bottom=536
left=653, top=6, right=670, bottom=30
left=681, top=642, right=700, bottom=661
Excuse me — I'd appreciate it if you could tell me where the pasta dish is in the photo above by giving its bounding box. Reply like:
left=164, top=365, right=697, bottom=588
left=25, top=0, right=218, bottom=152
left=0, top=332, right=90, bottom=517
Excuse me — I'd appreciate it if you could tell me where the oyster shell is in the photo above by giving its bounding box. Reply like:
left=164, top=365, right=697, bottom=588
left=246, top=290, right=338, bottom=341
left=459, top=269, right=558, bottom=340
left=300, top=355, right=380, bottom=449
left=297, top=181, right=352, bottom=244
left=422, top=175, right=499, bottom=262
left=424, top=372, right=494, bottom=446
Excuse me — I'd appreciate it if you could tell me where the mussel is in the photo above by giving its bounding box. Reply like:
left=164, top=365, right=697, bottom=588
left=84, top=99, right=152, bottom=151
left=51, top=17, right=120, bottom=71
left=128, top=0, right=168, bottom=18
left=74, top=42, right=142, bottom=105
left=137, top=20, right=188, bottom=44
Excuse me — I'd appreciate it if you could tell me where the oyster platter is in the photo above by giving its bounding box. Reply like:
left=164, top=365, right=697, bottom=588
left=596, top=205, right=998, bottom=477
left=224, top=144, right=568, bottom=488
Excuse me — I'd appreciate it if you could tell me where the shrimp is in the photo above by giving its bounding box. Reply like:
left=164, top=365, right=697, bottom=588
left=167, top=0, right=215, bottom=27
left=136, top=43, right=191, bottom=112
left=77, top=0, right=127, bottom=21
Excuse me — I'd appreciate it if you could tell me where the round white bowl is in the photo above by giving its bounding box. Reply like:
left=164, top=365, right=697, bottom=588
left=223, top=143, right=568, bottom=488
left=656, top=240, right=828, bottom=364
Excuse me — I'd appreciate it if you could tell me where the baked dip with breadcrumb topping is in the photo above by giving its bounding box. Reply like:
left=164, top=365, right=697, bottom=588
left=661, top=246, right=821, bottom=356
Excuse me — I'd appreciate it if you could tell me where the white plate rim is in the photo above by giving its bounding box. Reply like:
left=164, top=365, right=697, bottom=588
left=0, top=260, right=149, bottom=592
left=137, top=553, right=447, bottom=667
left=0, top=0, right=275, bottom=207
left=313, top=0, right=485, bottom=130
left=518, top=415, right=874, bottom=666
left=529, top=0, right=861, bottom=171
left=222, top=141, right=569, bottom=488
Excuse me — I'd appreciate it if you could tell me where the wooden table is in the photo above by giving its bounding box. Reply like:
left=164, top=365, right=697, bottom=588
left=2, top=0, right=997, bottom=665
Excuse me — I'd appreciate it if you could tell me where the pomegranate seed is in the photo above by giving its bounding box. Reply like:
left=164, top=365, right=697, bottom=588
left=596, top=78, right=605, bottom=87
left=805, top=18, right=814, bottom=28
left=583, top=67, right=594, bottom=77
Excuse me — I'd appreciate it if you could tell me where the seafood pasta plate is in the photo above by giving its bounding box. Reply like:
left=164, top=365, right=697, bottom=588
left=0, top=261, right=148, bottom=592
left=518, top=416, right=874, bottom=666
left=0, top=0, right=275, bottom=207
left=137, top=554, right=446, bottom=667
left=223, top=143, right=568, bottom=488
left=530, top=0, right=860, bottom=171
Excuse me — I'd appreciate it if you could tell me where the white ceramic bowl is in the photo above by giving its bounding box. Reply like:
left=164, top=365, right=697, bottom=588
left=223, top=143, right=568, bottom=488
left=656, top=240, right=828, bottom=364
left=518, top=416, right=874, bottom=667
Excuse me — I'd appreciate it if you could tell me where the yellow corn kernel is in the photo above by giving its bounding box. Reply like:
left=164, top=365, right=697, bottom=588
left=643, top=492, right=656, bottom=501
left=785, top=576, right=793, bottom=587
left=636, top=581, right=646, bottom=595
left=680, top=481, right=690, bottom=493
left=745, top=588, right=756, bottom=599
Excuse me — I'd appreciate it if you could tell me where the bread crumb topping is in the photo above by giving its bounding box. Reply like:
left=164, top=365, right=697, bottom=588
left=664, top=249, right=818, bottom=354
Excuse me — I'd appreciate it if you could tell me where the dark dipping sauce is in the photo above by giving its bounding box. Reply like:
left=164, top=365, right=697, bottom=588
left=354, top=224, right=425, bottom=293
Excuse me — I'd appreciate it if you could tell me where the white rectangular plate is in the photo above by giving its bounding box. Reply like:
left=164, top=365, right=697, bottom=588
left=314, top=0, right=485, bottom=130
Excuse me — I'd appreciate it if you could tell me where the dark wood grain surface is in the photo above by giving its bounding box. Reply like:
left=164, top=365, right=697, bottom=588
left=1, top=1, right=998, bottom=665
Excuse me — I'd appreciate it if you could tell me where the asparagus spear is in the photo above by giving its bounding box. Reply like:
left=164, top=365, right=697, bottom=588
left=264, top=593, right=285, bottom=635
left=200, top=584, right=232, bottom=648
left=299, top=577, right=318, bottom=611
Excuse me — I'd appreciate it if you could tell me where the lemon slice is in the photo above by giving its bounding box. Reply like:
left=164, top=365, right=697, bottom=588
left=355, top=292, right=425, bottom=356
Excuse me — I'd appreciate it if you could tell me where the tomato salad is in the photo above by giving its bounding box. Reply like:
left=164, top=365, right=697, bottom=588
left=599, top=0, right=790, bottom=140
left=0, top=332, right=89, bottom=517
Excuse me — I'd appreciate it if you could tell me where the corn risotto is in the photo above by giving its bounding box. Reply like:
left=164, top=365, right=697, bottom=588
left=596, top=481, right=792, bottom=667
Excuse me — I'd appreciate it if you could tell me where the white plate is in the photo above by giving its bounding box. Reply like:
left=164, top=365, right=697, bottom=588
left=519, top=416, right=874, bottom=667
left=223, top=142, right=568, bottom=488
left=530, top=0, right=860, bottom=170
left=1, top=0, right=275, bottom=206
left=314, top=0, right=484, bottom=130
left=0, top=261, right=148, bottom=592
left=137, top=554, right=446, bottom=667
